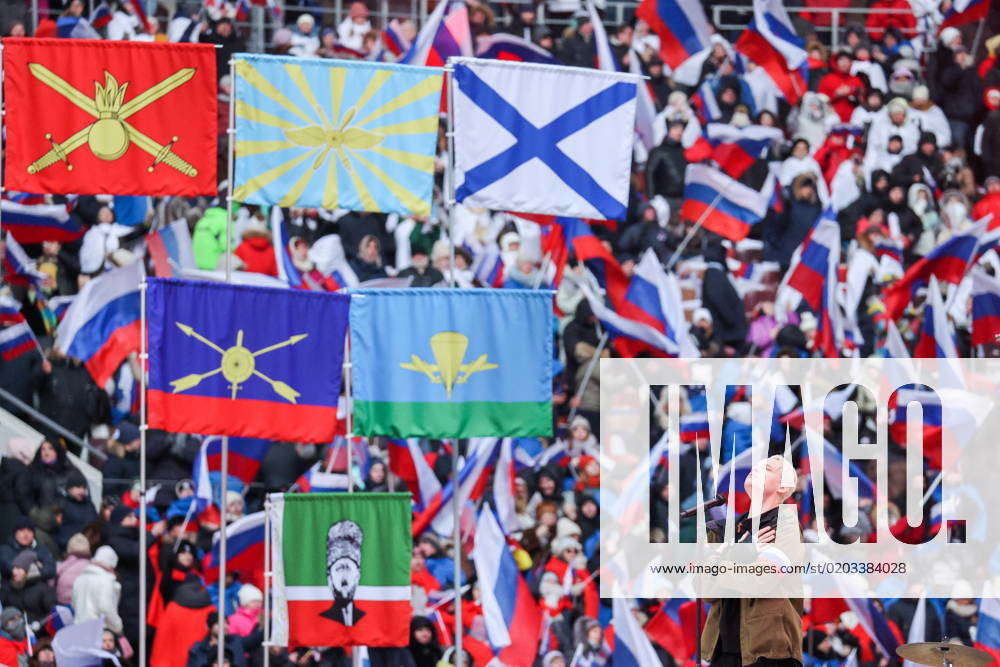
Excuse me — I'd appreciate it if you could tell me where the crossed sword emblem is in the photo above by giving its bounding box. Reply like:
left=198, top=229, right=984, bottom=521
left=169, top=323, right=308, bottom=404
left=27, top=63, right=198, bottom=176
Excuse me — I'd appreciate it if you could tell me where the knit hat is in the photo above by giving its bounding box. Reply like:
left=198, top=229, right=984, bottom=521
left=110, top=504, right=134, bottom=525
left=238, top=583, right=263, bottom=606
left=114, top=421, right=140, bottom=444
left=13, top=516, right=34, bottom=532
left=569, top=415, right=591, bottom=432
left=551, top=536, right=581, bottom=555
left=93, top=545, right=119, bottom=570
left=693, top=307, right=713, bottom=325
left=940, top=26, right=960, bottom=48
left=66, top=470, right=88, bottom=491
left=67, top=533, right=91, bottom=557
left=556, top=517, right=582, bottom=540
left=11, top=550, right=37, bottom=572
left=0, top=608, right=25, bottom=641
left=327, top=520, right=363, bottom=568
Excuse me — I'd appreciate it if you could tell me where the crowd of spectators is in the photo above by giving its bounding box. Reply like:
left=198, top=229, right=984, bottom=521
left=1, top=0, right=999, bottom=665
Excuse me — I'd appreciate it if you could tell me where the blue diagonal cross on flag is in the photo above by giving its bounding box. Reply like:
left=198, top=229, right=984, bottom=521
left=451, top=57, right=639, bottom=221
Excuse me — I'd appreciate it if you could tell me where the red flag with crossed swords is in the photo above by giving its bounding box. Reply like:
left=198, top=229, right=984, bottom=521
left=3, top=38, right=217, bottom=196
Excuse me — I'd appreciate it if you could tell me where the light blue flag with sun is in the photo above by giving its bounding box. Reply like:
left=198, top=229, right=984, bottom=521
left=232, top=54, right=442, bottom=216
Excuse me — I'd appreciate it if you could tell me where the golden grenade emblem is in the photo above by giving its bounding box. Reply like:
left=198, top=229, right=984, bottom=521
left=88, top=72, right=131, bottom=161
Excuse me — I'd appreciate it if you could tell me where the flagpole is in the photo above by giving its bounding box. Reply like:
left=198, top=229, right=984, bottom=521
left=445, top=60, right=457, bottom=288
left=345, top=333, right=353, bottom=493
left=138, top=279, right=148, bottom=666
left=218, top=56, right=237, bottom=667
left=567, top=331, right=609, bottom=426
left=665, top=191, right=725, bottom=272
left=263, top=495, right=272, bottom=667
left=445, top=66, right=463, bottom=655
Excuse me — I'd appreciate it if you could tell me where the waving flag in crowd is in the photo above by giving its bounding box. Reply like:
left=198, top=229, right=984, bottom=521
left=681, top=164, right=771, bottom=241
left=0, top=295, right=25, bottom=326
left=473, top=505, right=542, bottom=665
left=613, top=597, right=662, bottom=666
left=883, top=220, right=985, bottom=320
left=412, top=437, right=502, bottom=536
left=476, top=33, right=558, bottom=64
left=233, top=55, right=442, bottom=217
left=203, top=510, right=265, bottom=586
left=635, top=0, right=711, bottom=74
left=1, top=196, right=83, bottom=243
left=776, top=209, right=843, bottom=356
left=293, top=462, right=350, bottom=493
left=0, top=321, right=40, bottom=361
left=452, top=58, right=638, bottom=221
left=975, top=597, right=1000, bottom=664
left=146, top=278, right=350, bottom=442
left=56, top=260, right=142, bottom=386
left=940, top=0, right=992, bottom=28
left=146, top=219, right=196, bottom=278
left=3, top=39, right=217, bottom=196
left=533, top=214, right=628, bottom=294
left=194, top=436, right=270, bottom=498
left=914, top=276, right=959, bottom=358
left=350, top=290, right=552, bottom=438
left=734, top=0, right=807, bottom=104
left=3, top=233, right=47, bottom=289
left=376, top=19, right=410, bottom=60
left=401, top=0, right=472, bottom=66
left=388, top=439, right=441, bottom=510
left=971, top=270, right=1000, bottom=347
left=688, top=124, right=784, bottom=179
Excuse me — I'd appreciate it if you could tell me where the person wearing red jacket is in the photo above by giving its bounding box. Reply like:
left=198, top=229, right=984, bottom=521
left=543, top=536, right=598, bottom=619
left=818, top=52, right=866, bottom=122
left=814, top=131, right=860, bottom=185
left=865, top=0, right=916, bottom=41
left=972, top=176, right=1000, bottom=225
left=232, top=219, right=278, bottom=277
left=0, top=608, right=28, bottom=667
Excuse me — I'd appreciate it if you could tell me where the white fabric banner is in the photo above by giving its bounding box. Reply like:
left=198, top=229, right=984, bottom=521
left=451, top=58, right=639, bottom=221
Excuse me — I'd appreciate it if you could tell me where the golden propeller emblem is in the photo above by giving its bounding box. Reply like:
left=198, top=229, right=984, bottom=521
left=169, top=323, right=308, bottom=403
left=284, top=106, right=385, bottom=171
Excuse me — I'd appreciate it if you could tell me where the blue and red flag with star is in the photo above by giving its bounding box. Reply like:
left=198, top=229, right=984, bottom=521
left=146, top=278, right=349, bottom=442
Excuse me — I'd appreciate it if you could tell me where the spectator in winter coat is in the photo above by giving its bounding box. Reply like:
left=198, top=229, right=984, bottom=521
left=289, top=13, right=319, bottom=57
left=151, top=580, right=215, bottom=667
left=72, top=545, right=123, bottom=634
left=867, top=97, right=920, bottom=164
left=231, top=220, right=278, bottom=276
left=978, top=89, right=1000, bottom=178
left=865, top=0, right=916, bottom=41
left=37, top=358, right=108, bottom=441
left=701, top=241, right=749, bottom=352
left=192, top=205, right=229, bottom=270
left=892, top=132, right=945, bottom=187
left=337, top=2, right=371, bottom=52
left=935, top=45, right=981, bottom=147
left=57, top=471, right=98, bottom=552
left=187, top=612, right=247, bottom=667
left=106, top=503, right=142, bottom=650
left=818, top=52, right=865, bottom=122
left=350, top=234, right=388, bottom=282
left=1, top=549, right=56, bottom=624
left=972, top=176, right=1000, bottom=222
left=227, top=584, right=263, bottom=637
left=646, top=122, right=688, bottom=200
left=409, top=615, right=443, bottom=667
left=559, top=14, right=596, bottom=69
left=0, top=608, right=28, bottom=667
left=56, top=533, right=91, bottom=606
left=908, top=85, right=952, bottom=148
left=103, top=421, right=142, bottom=499
left=790, top=92, right=839, bottom=153
left=850, top=88, right=885, bottom=131
left=0, top=516, right=56, bottom=583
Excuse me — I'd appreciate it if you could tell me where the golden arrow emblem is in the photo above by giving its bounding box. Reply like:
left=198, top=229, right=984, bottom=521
left=169, top=323, right=308, bottom=404
left=26, top=64, right=199, bottom=176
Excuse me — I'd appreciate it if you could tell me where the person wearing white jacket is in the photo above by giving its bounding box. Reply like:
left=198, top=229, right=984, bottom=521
left=72, top=545, right=123, bottom=634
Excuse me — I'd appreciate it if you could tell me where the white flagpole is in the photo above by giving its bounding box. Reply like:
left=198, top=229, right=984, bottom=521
left=345, top=333, right=353, bottom=493
left=263, top=495, right=272, bottom=667
left=445, top=58, right=464, bottom=666
left=138, top=279, right=148, bottom=665
left=218, top=55, right=238, bottom=667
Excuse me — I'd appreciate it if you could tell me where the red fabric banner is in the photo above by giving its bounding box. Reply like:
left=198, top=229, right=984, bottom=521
left=3, top=38, right=217, bottom=196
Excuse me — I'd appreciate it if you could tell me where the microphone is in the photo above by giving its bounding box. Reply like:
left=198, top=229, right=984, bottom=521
left=679, top=494, right=727, bottom=519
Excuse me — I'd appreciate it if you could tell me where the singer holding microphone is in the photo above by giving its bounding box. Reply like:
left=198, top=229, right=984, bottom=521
left=700, top=455, right=804, bottom=667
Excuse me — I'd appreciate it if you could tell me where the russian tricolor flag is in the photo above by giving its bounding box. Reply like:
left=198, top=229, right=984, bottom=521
left=0, top=295, right=25, bottom=326
left=401, top=0, right=472, bottom=67
left=888, top=384, right=943, bottom=470
left=204, top=511, right=265, bottom=586
left=531, top=214, right=629, bottom=296
left=412, top=437, right=501, bottom=537
left=975, top=598, right=1000, bottom=665
left=387, top=438, right=441, bottom=511
left=883, top=220, right=984, bottom=320
left=2, top=233, right=47, bottom=290
left=845, top=598, right=902, bottom=660
left=0, top=321, right=38, bottom=361
left=476, top=33, right=557, bottom=64
left=734, top=0, right=807, bottom=104
left=635, top=0, right=711, bottom=72
left=381, top=19, right=410, bottom=59
left=914, top=275, right=958, bottom=359
left=147, top=220, right=196, bottom=278
left=55, top=260, right=142, bottom=387
left=293, top=462, right=350, bottom=493
left=472, top=505, right=542, bottom=666
left=612, top=598, right=661, bottom=666
left=89, top=1, right=112, bottom=29
left=699, top=124, right=784, bottom=180
left=1, top=197, right=83, bottom=244
left=197, top=436, right=270, bottom=493
left=681, top=164, right=771, bottom=241
left=471, top=246, right=505, bottom=288
left=971, top=270, right=1000, bottom=346
left=940, top=0, right=992, bottom=28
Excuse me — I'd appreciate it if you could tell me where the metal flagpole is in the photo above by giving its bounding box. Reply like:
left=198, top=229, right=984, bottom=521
left=444, top=57, right=463, bottom=666
left=566, top=331, right=609, bottom=426
left=218, top=56, right=238, bottom=667
left=665, top=191, right=724, bottom=271
left=263, top=496, right=272, bottom=667
left=345, top=333, right=353, bottom=493
left=138, top=280, right=148, bottom=665
left=445, top=60, right=458, bottom=288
